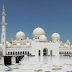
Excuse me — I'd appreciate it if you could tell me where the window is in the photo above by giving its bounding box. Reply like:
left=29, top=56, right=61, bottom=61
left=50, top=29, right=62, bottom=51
left=11, top=52, right=12, bottom=55
left=23, top=51, right=24, bottom=54
left=28, top=51, right=29, bottom=56
left=13, top=52, right=14, bottom=55
left=8, top=52, right=9, bottom=55
left=18, top=52, right=19, bottom=55
left=16, top=52, right=17, bottom=55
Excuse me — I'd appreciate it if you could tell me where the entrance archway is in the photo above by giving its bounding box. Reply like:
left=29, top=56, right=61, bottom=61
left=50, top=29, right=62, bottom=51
left=43, top=48, right=48, bottom=56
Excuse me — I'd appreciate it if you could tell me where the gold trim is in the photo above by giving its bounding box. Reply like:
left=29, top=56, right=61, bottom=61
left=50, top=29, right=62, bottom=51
left=38, top=25, right=39, bottom=28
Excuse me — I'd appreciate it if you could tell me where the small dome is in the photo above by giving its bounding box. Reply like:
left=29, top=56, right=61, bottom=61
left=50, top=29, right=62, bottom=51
left=6, top=41, right=10, bottom=44
left=26, top=43, right=30, bottom=47
left=64, top=43, right=68, bottom=48
left=16, top=31, right=25, bottom=40
left=51, top=32, right=60, bottom=42
left=71, top=45, right=72, bottom=48
left=51, top=32, right=60, bottom=39
left=39, top=35, right=47, bottom=42
left=33, top=26, right=45, bottom=38
left=17, top=43, right=21, bottom=48
left=8, top=43, right=12, bottom=48
left=13, top=40, right=17, bottom=45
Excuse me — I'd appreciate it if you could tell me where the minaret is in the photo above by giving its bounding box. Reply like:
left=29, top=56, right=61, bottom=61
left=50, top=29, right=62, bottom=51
left=1, top=4, right=7, bottom=56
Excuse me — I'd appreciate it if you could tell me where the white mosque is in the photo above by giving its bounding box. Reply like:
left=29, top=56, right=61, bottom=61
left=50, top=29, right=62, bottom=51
left=0, top=5, right=72, bottom=56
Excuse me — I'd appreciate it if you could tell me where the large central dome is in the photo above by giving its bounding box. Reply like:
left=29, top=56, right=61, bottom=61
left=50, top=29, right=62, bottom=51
left=33, top=26, right=45, bottom=39
left=16, top=31, right=25, bottom=40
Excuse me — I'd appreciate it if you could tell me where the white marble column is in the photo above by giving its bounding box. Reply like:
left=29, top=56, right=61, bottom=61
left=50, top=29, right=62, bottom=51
left=48, top=50, right=50, bottom=56
left=40, top=49, right=43, bottom=63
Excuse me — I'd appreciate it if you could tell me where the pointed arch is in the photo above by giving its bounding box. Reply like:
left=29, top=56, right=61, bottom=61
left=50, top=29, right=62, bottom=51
left=43, top=48, right=48, bottom=56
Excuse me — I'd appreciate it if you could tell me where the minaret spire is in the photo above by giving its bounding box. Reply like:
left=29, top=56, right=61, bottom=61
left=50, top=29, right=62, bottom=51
left=1, top=4, right=7, bottom=56
left=2, top=4, right=5, bottom=13
left=3, top=4, right=5, bottom=9
left=1, top=4, right=7, bottom=25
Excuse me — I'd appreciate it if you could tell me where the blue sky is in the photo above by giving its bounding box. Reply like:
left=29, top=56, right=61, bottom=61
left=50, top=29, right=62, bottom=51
left=0, top=0, right=72, bottom=43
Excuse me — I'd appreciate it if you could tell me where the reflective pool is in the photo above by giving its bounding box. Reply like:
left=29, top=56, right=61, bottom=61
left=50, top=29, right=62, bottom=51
left=0, top=56, right=72, bottom=72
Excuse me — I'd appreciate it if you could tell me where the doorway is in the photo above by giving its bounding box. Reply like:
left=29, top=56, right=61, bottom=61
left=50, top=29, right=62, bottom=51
left=43, top=48, right=48, bottom=56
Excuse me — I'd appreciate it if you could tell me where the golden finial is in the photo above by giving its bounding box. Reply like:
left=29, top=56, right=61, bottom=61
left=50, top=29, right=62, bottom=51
left=3, top=4, right=5, bottom=9
left=38, top=25, right=39, bottom=28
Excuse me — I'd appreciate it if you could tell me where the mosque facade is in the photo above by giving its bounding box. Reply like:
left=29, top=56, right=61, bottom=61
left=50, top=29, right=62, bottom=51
left=0, top=5, right=72, bottom=56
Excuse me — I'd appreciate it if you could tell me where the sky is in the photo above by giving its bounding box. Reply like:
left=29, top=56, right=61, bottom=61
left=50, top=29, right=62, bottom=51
left=0, top=0, right=72, bottom=44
